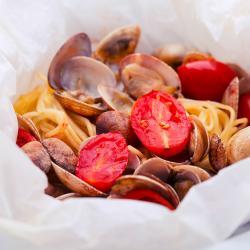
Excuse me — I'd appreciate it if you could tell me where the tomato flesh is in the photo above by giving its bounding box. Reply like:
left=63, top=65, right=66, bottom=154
left=16, top=128, right=37, bottom=147
left=124, top=189, right=175, bottom=210
left=239, top=93, right=250, bottom=124
left=178, top=60, right=236, bottom=101
left=131, top=91, right=191, bottom=158
left=76, top=132, right=128, bottom=192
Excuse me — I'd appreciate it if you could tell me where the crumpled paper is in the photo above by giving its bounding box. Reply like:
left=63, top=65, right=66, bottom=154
left=0, top=0, right=250, bottom=249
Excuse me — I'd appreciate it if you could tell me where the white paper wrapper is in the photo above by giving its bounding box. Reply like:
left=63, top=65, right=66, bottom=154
left=0, top=0, right=250, bottom=249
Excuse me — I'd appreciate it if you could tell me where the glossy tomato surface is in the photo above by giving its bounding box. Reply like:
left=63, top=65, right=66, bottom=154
left=239, top=93, right=250, bottom=124
left=76, top=132, right=128, bottom=192
left=16, top=128, right=37, bottom=147
left=124, top=189, right=175, bottom=210
left=131, top=91, right=191, bottom=158
left=178, top=60, right=236, bottom=101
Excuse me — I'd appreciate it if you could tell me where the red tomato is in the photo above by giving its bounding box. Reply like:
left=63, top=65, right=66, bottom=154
left=124, top=189, right=175, bottom=210
left=16, top=128, right=37, bottom=147
left=178, top=60, right=236, bottom=101
left=76, top=132, right=128, bottom=192
left=239, top=93, right=250, bottom=124
left=131, top=91, right=191, bottom=158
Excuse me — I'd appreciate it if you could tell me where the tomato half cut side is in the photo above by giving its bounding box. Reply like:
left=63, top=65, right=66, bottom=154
left=178, top=60, right=236, bottom=101
left=16, top=128, right=37, bottom=147
left=76, top=132, right=129, bottom=192
left=239, top=93, right=250, bottom=125
left=131, top=91, right=191, bottom=158
left=124, top=189, right=175, bottom=210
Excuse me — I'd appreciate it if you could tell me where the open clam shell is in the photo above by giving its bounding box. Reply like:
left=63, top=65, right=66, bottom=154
left=94, top=25, right=141, bottom=63
left=54, top=90, right=106, bottom=117
left=17, top=113, right=41, bottom=141
left=52, top=162, right=106, bottom=197
left=56, top=193, right=81, bottom=201
left=120, top=53, right=181, bottom=99
left=124, top=149, right=141, bottom=175
left=97, top=84, right=134, bottom=114
left=189, top=115, right=210, bottom=163
left=226, top=126, right=250, bottom=164
left=134, top=157, right=172, bottom=183
left=221, top=77, right=239, bottom=116
left=110, top=175, right=180, bottom=208
left=57, top=56, right=117, bottom=98
left=48, top=33, right=92, bottom=90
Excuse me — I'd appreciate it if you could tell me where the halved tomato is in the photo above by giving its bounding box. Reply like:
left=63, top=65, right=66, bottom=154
left=178, top=60, right=236, bottom=101
left=131, top=91, right=191, bottom=158
left=76, top=132, right=128, bottom=192
left=16, top=128, right=37, bottom=147
left=124, top=189, right=175, bottom=210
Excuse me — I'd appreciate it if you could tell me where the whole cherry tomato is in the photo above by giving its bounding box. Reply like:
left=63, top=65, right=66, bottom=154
left=76, top=132, right=128, bottom=192
left=238, top=93, right=250, bottom=124
left=124, top=189, right=175, bottom=210
left=131, top=91, right=191, bottom=158
left=16, top=128, right=37, bottom=147
left=178, top=60, right=236, bottom=101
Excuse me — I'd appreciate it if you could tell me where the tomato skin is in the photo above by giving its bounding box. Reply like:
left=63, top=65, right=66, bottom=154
left=131, top=91, right=191, bottom=158
left=238, top=93, right=250, bottom=124
left=76, top=132, right=128, bottom=192
left=178, top=60, right=236, bottom=101
left=124, top=189, right=175, bottom=210
left=16, top=128, right=37, bottom=147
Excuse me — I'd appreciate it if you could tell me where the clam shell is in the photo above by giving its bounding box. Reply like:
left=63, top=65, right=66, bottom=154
left=52, top=162, right=106, bottom=197
left=54, top=90, right=106, bottom=116
left=183, top=51, right=212, bottom=64
left=48, top=33, right=92, bottom=90
left=17, top=113, right=41, bottom=141
left=134, top=157, right=172, bottom=183
left=120, top=53, right=181, bottom=98
left=56, top=193, right=81, bottom=201
left=189, top=115, right=210, bottom=163
left=94, top=25, right=141, bottom=63
left=58, top=56, right=117, bottom=98
left=110, top=175, right=180, bottom=208
left=97, top=84, right=134, bottom=114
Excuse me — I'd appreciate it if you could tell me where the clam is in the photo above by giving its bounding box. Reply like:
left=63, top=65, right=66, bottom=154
left=120, top=53, right=181, bottom=99
left=94, top=25, right=141, bottom=63
left=124, top=149, right=141, bottom=175
left=56, top=193, right=81, bottom=201
left=221, top=77, right=239, bottom=116
left=189, top=115, right=210, bottom=163
left=226, top=126, right=250, bottom=164
left=134, top=157, right=172, bottom=183
left=42, top=138, right=78, bottom=174
left=96, top=111, right=137, bottom=144
left=52, top=162, right=106, bottom=197
left=54, top=90, right=106, bottom=117
left=239, top=76, right=250, bottom=95
left=45, top=183, right=71, bottom=198
left=110, top=175, right=180, bottom=209
left=182, top=51, right=212, bottom=64
left=209, top=134, right=227, bottom=171
left=21, top=141, right=51, bottom=173
left=153, top=44, right=186, bottom=67
left=48, top=33, right=92, bottom=90
left=227, top=63, right=248, bottom=79
left=97, top=84, right=134, bottom=114
left=17, top=114, right=41, bottom=141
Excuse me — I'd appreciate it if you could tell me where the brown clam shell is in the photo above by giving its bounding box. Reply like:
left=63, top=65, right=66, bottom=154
left=97, top=84, right=134, bottom=114
left=110, top=175, right=180, bottom=208
left=52, top=162, right=106, bottom=197
left=182, top=51, right=212, bottom=64
left=17, top=114, right=41, bottom=141
left=94, top=25, right=141, bottom=63
left=120, top=53, right=181, bottom=99
left=48, top=33, right=92, bottom=90
left=54, top=90, right=106, bottom=117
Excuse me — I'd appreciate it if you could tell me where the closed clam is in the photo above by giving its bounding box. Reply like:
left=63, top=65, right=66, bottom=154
left=48, top=33, right=92, bottom=90
left=226, top=126, right=250, bottom=164
left=189, top=115, right=209, bottom=163
left=110, top=175, right=180, bottom=209
left=120, top=53, right=181, bottom=99
left=97, top=84, right=134, bottom=114
left=94, top=25, right=141, bottom=63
